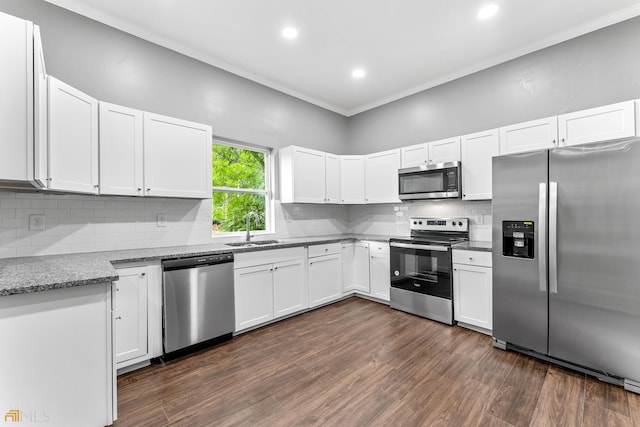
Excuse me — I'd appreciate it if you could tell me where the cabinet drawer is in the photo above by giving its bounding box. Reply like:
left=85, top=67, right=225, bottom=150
left=452, top=250, right=492, bottom=267
left=366, top=241, right=389, bottom=255
left=308, top=242, right=341, bottom=257
left=234, top=247, right=305, bottom=269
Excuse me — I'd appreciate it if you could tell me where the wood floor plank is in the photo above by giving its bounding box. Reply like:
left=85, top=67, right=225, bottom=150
left=113, top=297, right=639, bottom=427
left=488, top=353, right=549, bottom=427
left=583, top=402, right=635, bottom=427
left=529, top=365, right=585, bottom=427
left=585, top=376, right=631, bottom=418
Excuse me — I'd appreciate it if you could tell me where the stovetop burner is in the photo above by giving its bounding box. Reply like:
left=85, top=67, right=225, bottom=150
left=390, top=217, right=470, bottom=247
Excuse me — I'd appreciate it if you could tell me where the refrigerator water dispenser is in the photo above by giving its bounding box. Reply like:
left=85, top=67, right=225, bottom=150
left=502, top=221, right=534, bottom=259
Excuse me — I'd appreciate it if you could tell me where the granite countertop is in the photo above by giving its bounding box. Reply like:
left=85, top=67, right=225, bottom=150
left=452, top=240, right=492, bottom=252
left=0, top=234, right=392, bottom=296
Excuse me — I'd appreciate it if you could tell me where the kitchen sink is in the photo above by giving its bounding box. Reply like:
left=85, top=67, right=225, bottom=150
left=225, top=240, right=281, bottom=247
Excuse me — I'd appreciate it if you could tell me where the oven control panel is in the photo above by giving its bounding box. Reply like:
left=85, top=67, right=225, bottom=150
left=410, top=217, right=468, bottom=232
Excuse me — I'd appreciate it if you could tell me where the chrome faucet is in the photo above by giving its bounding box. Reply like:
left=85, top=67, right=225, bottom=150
left=246, top=212, right=260, bottom=242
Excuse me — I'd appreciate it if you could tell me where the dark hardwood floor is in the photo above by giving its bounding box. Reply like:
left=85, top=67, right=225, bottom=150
left=115, top=297, right=640, bottom=426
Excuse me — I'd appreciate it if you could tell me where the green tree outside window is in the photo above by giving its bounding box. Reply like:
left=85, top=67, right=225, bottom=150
left=212, top=143, right=270, bottom=233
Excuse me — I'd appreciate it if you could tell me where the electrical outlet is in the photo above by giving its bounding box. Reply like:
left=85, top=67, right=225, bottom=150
left=156, top=213, right=167, bottom=227
left=29, top=214, right=45, bottom=231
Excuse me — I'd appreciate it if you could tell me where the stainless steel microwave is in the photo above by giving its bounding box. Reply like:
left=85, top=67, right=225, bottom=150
left=398, top=161, right=461, bottom=200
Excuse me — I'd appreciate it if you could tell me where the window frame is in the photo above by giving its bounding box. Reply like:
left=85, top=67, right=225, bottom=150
left=211, top=139, right=274, bottom=238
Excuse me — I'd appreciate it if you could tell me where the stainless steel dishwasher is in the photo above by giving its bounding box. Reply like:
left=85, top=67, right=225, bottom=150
left=162, top=252, right=234, bottom=355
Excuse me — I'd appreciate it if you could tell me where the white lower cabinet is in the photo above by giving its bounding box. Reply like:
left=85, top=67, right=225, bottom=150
left=453, top=250, right=493, bottom=333
left=235, top=264, right=274, bottom=331
left=368, top=242, right=390, bottom=302
left=308, top=243, right=343, bottom=307
left=341, top=241, right=370, bottom=294
left=273, top=259, right=307, bottom=318
left=114, top=262, right=162, bottom=373
left=0, top=284, right=115, bottom=426
left=234, top=247, right=306, bottom=333
left=114, top=266, right=148, bottom=365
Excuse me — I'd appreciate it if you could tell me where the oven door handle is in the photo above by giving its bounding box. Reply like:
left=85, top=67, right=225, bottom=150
left=389, top=242, right=449, bottom=252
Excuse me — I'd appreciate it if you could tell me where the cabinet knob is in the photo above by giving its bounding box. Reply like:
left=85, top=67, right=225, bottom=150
left=561, top=138, right=566, bottom=145
left=116, top=287, right=119, bottom=292
left=274, top=266, right=278, bottom=270
left=141, top=272, right=146, bottom=277
left=146, top=188, right=151, bottom=192
left=137, top=188, right=142, bottom=191
left=552, top=139, right=556, bottom=145
left=115, top=316, right=122, bottom=320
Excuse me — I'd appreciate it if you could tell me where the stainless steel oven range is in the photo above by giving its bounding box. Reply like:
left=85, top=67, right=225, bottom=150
left=389, top=217, right=469, bottom=325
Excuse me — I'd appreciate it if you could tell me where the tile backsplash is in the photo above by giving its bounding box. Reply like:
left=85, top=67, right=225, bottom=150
left=348, top=200, right=492, bottom=241
left=0, top=190, right=490, bottom=259
left=0, top=191, right=212, bottom=258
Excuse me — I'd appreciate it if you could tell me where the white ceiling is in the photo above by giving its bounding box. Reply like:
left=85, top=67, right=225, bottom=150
left=43, top=0, right=640, bottom=116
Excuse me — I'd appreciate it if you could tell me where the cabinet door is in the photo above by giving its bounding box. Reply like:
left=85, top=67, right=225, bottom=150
left=429, top=137, right=461, bottom=165
left=341, top=243, right=355, bottom=292
left=273, top=258, right=307, bottom=318
left=0, top=284, right=114, bottom=427
left=289, top=147, right=327, bottom=203
left=400, top=143, right=428, bottom=168
left=47, top=76, right=99, bottom=193
left=558, top=100, right=637, bottom=147
left=308, top=254, right=343, bottom=307
left=340, top=155, right=366, bottom=204
left=365, top=149, right=401, bottom=203
left=461, top=129, right=499, bottom=200
left=33, top=25, right=47, bottom=188
left=234, top=264, right=274, bottom=331
left=453, top=264, right=493, bottom=331
left=353, top=242, right=370, bottom=293
left=499, top=117, right=558, bottom=155
left=114, top=267, right=148, bottom=365
left=99, top=102, right=144, bottom=196
left=143, top=112, right=212, bottom=198
left=325, top=153, right=341, bottom=203
left=0, top=13, right=35, bottom=185
left=370, top=244, right=390, bottom=301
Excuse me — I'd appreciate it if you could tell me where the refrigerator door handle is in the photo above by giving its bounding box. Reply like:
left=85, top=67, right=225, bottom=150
left=538, top=183, right=547, bottom=292
left=549, top=181, right=558, bottom=294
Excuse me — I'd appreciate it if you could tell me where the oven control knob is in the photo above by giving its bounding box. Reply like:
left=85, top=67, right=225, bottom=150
left=451, top=221, right=455, bottom=226
left=413, top=221, right=417, bottom=225
left=458, top=221, right=463, bottom=226
left=419, top=221, right=423, bottom=225
left=394, top=271, right=400, bottom=277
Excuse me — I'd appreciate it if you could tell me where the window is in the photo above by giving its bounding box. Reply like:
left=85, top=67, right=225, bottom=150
left=211, top=141, right=272, bottom=235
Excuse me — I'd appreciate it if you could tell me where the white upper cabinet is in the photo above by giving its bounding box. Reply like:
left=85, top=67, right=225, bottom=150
left=400, top=143, right=429, bottom=168
left=0, top=13, right=47, bottom=189
left=400, top=137, right=460, bottom=168
left=279, top=146, right=335, bottom=203
left=499, top=117, right=558, bottom=155
left=47, top=76, right=99, bottom=194
left=143, top=112, right=212, bottom=199
left=558, top=100, right=637, bottom=147
left=325, top=153, right=341, bottom=203
left=461, top=129, right=499, bottom=200
left=430, top=137, right=461, bottom=165
left=99, top=102, right=144, bottom=196
left=340, top=155, right=366, bottom=204
left=365, top=149, right=401, bottom=203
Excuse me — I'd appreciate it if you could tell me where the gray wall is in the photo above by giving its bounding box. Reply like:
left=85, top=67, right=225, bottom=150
left=0, top=0, right=347, bottom=152
left=347, top=16, right=640, bottom=153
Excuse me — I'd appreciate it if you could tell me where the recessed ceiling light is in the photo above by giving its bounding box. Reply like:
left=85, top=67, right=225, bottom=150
left=281, top=27, right=298, bottom=39
left=352, top=69, right=366, bottom=79
left=477, top=3, right=499, bottom=20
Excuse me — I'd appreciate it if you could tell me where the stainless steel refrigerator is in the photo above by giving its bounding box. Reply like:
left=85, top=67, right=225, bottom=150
left=492, top=138, right=640, bottom=393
